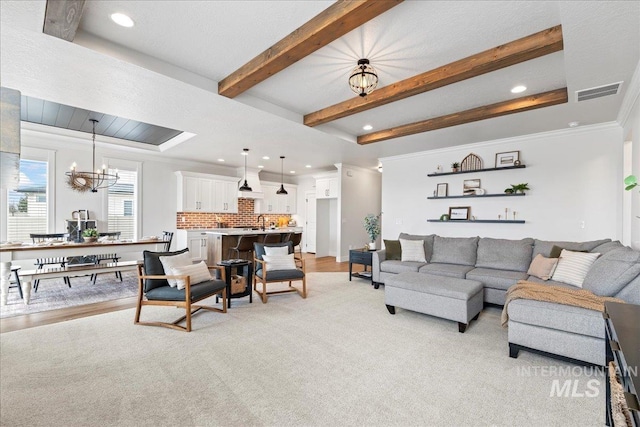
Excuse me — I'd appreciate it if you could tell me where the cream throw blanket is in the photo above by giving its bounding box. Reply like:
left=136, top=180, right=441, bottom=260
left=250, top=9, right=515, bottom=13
left=501, top=280, right=624, bottom=327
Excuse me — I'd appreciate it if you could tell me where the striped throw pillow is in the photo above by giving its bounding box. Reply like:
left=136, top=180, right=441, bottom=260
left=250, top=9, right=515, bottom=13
left=170, top=261, right=212, bottom=290
left=159, top=252, right=193, bottom=287
left=400, top=238, right=426, bottom=263
left=262, top=253, right=296, bottom=271
left=551, top=249, right=600, bottom=287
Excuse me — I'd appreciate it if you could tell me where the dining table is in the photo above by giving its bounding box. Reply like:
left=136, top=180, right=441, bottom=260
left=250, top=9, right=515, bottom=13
left=0, top=238, right=167, bottom=305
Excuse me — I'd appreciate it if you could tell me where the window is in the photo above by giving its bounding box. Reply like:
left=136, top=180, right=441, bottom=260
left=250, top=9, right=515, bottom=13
left=6, top=159, right=48, bottom=242
left=107, top=168, right=137, bottom=240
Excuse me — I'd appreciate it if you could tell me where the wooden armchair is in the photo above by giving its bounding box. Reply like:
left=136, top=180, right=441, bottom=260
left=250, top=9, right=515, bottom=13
left=253, top=242, right=306, bottom=303
left=135, top=249, right=227, bottom=332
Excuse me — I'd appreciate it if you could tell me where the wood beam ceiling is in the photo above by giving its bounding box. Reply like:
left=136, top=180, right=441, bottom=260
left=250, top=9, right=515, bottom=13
left=304, top=25, right=564, bottom=127
left=43, top=0, right=86, bottom=42
left=218, top=0, right=403, bottom=99
left=357, top=88, right=568, bottom=145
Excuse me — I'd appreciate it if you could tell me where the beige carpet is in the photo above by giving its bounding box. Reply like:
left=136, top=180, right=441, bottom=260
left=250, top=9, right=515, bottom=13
left=0, top=273, right=604, bottom=426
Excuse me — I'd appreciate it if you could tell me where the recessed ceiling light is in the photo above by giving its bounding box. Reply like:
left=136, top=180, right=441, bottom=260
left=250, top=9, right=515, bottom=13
left=568, top=121, right=580, bottom=128
left=217, top=158, right=225, bottom=162
left=363, top=124, right=373, bottom=131
left=305, top=165, right=312, bottom=168
left=258, top=165, right=264, bottom=169
left=262, top=156, right=270, bottom=160
left=110, top=13, right=134, bottom=27
left=289, top=170, right=296, bottom=174
left=511, top=85, right=527, bottom=94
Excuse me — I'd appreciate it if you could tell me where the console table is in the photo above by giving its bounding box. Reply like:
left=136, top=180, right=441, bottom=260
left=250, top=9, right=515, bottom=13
left=604, top=301, right=640, bottom=426
left=349, top=248, right=373, bottom=286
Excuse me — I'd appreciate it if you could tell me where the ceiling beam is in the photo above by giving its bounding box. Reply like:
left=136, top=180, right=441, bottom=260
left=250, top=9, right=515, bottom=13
left=218, top=0, right=403, bottom=98
left=357, top=88, right=568, bottom=145
left=43, top=0, right=86, bottom=42
left=305, top=25, right=564, bottom=127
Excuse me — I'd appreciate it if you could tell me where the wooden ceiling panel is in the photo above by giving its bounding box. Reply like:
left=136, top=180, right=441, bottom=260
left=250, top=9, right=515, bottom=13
left=357, top=88, right=568, bottom=145
left=218, top=0, right=403, bottom=98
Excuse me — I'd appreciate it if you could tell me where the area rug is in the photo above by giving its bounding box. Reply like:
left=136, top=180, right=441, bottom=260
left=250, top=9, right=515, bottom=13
left=0, top=272, right=604, bottom=426
left=0, top=271, right=138, bottom=318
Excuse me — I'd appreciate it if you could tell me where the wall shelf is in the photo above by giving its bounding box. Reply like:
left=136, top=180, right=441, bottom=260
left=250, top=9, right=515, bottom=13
left=427, top=219, right=525, bottom=224
left=427, top=165, right=526, bottom=177
left=427, top=193, right=525, bottom=200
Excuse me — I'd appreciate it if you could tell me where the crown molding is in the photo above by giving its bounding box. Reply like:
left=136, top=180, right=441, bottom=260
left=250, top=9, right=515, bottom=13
left=379, top=121, right=621, bottom=163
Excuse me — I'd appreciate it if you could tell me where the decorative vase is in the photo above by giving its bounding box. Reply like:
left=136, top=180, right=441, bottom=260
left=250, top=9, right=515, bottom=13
left=369, top=241, right=376, bottom=250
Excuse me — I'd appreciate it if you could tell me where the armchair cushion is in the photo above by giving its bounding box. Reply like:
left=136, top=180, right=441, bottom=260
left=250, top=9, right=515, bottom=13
left=145, top=279, right=226, bottom=302
left=143, top=249, right=189, bottom=292
left=255, top=269, right=304, bottom=281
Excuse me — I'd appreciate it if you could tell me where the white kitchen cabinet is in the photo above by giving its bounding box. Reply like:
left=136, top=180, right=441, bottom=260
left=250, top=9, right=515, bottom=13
left=316, top=176, right=338, bottom=199
left=256, top=182, right=297, bottom=214
left=176, top=171, right=238, bottom=213
left=213, top=180, right=238, bottom=213
left=176, top=230, right=209, bottom=262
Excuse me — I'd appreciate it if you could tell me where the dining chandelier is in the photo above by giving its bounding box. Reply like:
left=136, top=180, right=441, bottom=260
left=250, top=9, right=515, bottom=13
left=276, top=156, right=288, bottom=195
left=66, top=119, right=119, bottom=193
left=349, top=58, right=378, bottom=97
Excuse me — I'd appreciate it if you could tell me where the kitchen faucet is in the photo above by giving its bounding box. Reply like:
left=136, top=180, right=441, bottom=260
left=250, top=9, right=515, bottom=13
left=257, top=214, right=266, bottom=231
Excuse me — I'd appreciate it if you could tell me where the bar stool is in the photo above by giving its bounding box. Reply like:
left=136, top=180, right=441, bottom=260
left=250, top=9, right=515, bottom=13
left=228, top=235, right=259, bottom=261
left=262, top=233, right=282, bottom=244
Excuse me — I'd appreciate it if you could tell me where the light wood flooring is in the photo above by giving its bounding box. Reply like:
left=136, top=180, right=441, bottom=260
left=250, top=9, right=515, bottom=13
left=1, top=254, right=353, bottom=333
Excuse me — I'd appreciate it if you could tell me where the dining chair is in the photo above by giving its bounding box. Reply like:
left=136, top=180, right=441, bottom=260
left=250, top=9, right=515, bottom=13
left=135, top=249, right=227, bottom=332
left=161, top=231, right=174, bottom=252
left=30, top=233, right=71, bottom=291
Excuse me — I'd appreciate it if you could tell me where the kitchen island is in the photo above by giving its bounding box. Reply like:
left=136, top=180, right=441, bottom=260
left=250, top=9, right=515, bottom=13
left=205, top=228, right=302, bottom=265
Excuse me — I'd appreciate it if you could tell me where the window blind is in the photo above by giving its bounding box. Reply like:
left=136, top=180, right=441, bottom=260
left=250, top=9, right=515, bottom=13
left=7, top=159, right=48, bottom=242
left=107, top=168, right=137, bottom=240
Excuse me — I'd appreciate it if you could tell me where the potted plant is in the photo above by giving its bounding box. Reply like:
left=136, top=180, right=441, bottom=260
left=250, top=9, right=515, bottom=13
left=510, top=183, right=530, bottom=194
left=625, top=175, right=638, bottom=191
left=363, top=213, right=381, bottom=250
left=82, top=228, right=99, bottom=243
left=451, top=162, right=460, bottom=173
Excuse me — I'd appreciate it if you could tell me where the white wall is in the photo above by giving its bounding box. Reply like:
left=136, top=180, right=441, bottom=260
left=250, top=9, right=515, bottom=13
left=380, top=124, right=623, bottom=242
left=291, top=175, right=315, bottom=252
left=621, top=74, right=640, bottom=249
left=337, top=164, right=382, bottom=261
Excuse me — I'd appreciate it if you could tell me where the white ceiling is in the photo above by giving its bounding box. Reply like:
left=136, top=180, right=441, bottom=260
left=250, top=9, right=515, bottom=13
left=1, top=1, right=639, bottom=176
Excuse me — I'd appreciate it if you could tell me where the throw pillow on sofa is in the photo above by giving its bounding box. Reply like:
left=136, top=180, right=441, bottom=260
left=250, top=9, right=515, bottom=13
left=400, top=238, right=426, bottom=262
left=170, top=261, right=212, bottom=290
left=384, top=239, right=402, bottom=260
left=551, top=249, right=600, bottom=287
left=527, top=254, right=558, bottom=280
left=549, top=245, right=588, bottom=258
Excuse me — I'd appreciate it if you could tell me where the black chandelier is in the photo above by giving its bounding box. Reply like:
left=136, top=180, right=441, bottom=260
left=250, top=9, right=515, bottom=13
left=276, top=156, right=288, bottom=195
left=239, top=148, right=252, bottom=192
left=349, top=58, right=378, bottom=97
left=66, top=119, right=119, bottom=193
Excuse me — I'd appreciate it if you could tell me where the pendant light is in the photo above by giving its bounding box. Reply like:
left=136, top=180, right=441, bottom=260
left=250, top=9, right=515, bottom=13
left=65, top=119, right=119, bottom=193
left=239, top=148, right=252, bottom=192
left=349, top=58, right=378, bottom=97
left=276, top=156, right=288, bottom=195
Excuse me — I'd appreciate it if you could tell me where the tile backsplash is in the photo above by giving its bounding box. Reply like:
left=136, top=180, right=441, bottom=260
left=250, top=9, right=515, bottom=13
left=176, top=198, right=291, bottom=229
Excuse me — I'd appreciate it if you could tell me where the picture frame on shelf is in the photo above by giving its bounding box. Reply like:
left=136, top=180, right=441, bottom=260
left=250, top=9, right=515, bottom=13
left=436, top=183, right=448, bottom=197
left=495, top=150, right=520, bottom=168
left=463, top=179, right=481, bottom=195
left=449, top=206, right=470, bottom=220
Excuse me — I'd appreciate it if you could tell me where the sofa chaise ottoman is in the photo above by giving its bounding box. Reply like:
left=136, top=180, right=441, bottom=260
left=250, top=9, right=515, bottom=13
left=385, top=272, right=483, bottom=332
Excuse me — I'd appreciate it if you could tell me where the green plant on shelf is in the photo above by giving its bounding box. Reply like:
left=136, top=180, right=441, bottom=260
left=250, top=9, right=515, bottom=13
left=625, top=175, right=638, bottom=192
left=82, top=228, right=98, bottom=238
left=451, top=162, right=460, bottom=172
left=505, top=183, right=529, bottom=194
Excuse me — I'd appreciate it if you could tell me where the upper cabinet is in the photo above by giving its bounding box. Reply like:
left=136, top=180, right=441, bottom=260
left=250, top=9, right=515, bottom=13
left=316, top=175, right=338, bottom=199
left=176, top=171, right=238, bottom=213
left=255, top=182, right=297, bottom=214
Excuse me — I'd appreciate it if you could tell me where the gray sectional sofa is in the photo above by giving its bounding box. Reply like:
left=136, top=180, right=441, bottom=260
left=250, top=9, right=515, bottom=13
left=372, top=233, right=640, bottom=365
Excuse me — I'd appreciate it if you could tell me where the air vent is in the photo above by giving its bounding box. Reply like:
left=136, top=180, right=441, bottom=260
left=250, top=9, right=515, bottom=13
left=576, top=82, right=622, bottom=102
